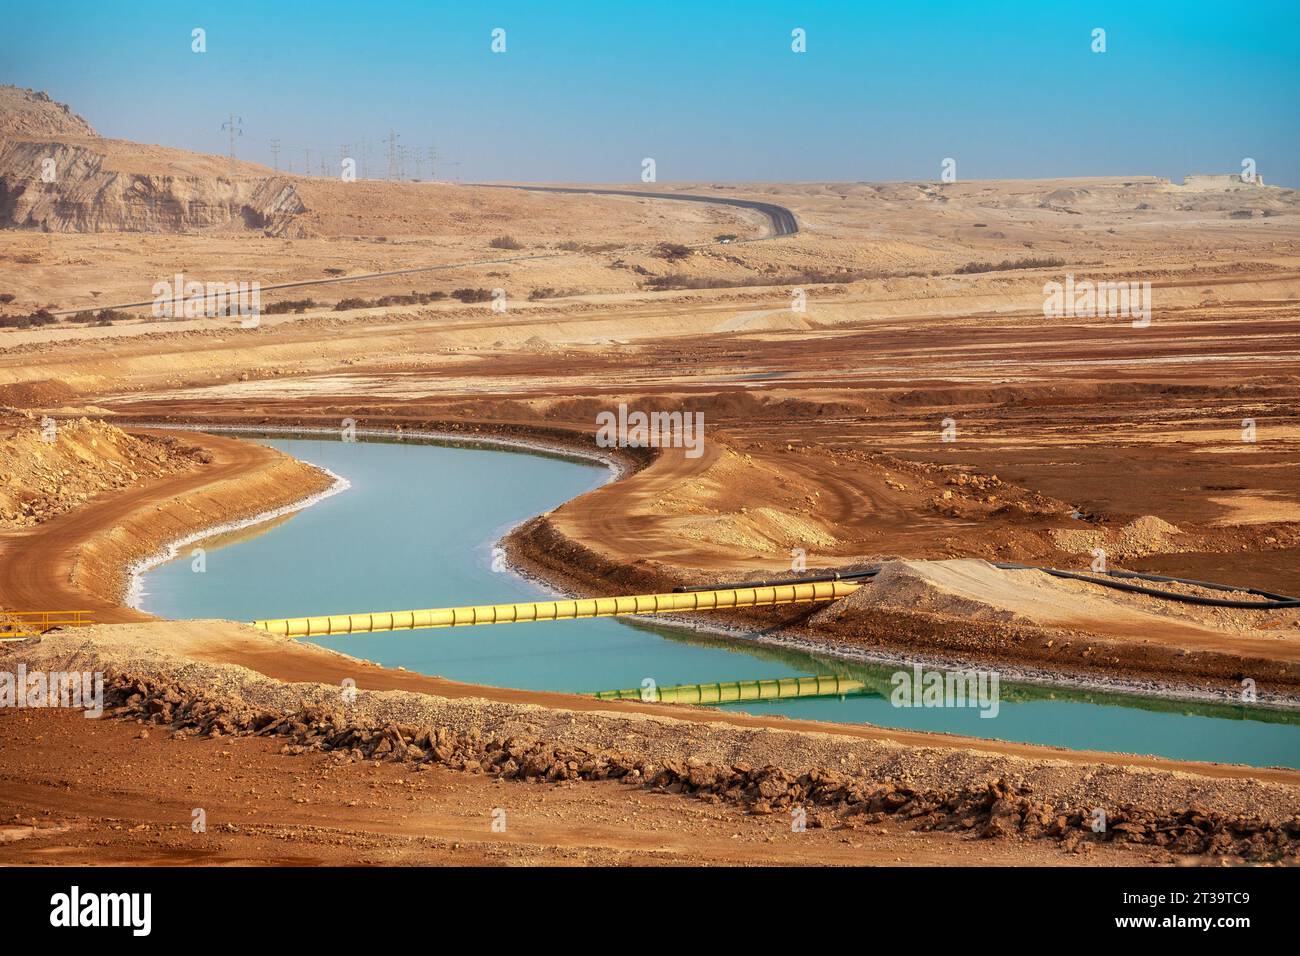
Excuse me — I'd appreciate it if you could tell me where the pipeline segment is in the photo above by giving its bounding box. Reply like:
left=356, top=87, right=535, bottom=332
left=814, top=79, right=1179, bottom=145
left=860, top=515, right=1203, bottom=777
left=592, top=675, right=863, bottom=704
left=249, top=562, right=1299, bottom=639
left=250, top=580, right=859, bottom=638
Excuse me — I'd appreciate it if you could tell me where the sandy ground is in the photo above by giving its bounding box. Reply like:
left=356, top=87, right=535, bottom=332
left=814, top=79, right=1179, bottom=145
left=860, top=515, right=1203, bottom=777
left=0, top=707, right=1155, bottom=867
left=3, top=93, right=1299, bottom=863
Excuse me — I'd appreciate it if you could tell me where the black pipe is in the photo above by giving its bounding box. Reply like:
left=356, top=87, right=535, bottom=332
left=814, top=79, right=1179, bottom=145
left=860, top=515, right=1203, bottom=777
left=993, top=564, right=1300, bottom=609
left=673, top=568, right=881, bottom=592
left=676, top=563, right=1300, bottom=610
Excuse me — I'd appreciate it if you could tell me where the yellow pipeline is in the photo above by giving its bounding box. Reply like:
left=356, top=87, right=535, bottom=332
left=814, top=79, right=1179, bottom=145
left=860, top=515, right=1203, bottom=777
left=593, top=674, right=864, bottom=704
left=250, top=580, right=860, bottom=638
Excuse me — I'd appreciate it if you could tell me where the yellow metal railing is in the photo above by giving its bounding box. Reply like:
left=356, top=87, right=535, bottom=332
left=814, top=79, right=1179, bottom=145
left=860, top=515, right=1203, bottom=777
left=250, top=580, right=861, bottom=638
left=0, top=610, right=96, bottom=638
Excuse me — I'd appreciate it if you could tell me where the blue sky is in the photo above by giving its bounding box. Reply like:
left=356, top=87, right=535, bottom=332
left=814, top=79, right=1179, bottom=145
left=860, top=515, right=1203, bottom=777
left=4, top=0, right=1298, bottom=186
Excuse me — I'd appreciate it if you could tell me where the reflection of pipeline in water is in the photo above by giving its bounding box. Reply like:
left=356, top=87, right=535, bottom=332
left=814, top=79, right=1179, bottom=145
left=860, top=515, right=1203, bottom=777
left=592, top=675, right=862, bottom=704
left=616, top=619, right=1300, bottom=725
left=250, top=580, right=858, bottom=637
left=674, top=564, right=1300, bottom=610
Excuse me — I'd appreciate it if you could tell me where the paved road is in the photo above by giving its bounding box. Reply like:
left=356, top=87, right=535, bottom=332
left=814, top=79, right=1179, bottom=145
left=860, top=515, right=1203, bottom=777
left=50, top=185, right=797, bottom=316
left=474, top=184, right=799, bottom=238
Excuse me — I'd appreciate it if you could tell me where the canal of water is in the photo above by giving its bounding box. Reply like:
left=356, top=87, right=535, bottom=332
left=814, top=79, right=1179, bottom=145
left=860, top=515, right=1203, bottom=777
left=137, top=434, right=1300, bottom=769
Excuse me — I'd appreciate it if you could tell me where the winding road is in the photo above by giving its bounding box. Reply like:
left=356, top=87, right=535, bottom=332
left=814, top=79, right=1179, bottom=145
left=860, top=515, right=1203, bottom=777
left=473, top=184, right=800, bottom=238
left=52, top=184, right=798, bottom=317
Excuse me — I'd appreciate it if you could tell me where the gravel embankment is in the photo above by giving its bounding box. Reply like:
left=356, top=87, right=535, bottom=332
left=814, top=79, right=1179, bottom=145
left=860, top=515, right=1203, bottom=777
left=7, top=625, right=1298, bottom=861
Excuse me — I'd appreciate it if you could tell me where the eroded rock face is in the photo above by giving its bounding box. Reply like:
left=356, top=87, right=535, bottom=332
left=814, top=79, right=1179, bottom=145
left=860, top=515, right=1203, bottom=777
left=0, top=139, right=307, bottom=234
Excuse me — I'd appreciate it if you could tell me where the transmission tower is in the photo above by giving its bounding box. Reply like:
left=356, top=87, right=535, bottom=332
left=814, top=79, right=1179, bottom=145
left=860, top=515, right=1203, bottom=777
left=269, top=138, right=280, bottom=172
left=221, top=115, right=243, bottom=175
left=385, top=130, right=400, bottom=181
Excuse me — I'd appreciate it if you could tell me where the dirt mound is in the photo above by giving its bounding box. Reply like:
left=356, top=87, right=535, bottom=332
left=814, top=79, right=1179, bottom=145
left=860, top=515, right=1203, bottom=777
left=1042, top=187, right=1089, bottom=205
left=0, top=416, right=205, bottom=528
left=1051, top=515, right=1184, bottom=559
left=805, top=558, right=1300, bottom=664
left=814, top=559, right=1028, bottom=624
left=673, top=506, right=838, bottom=554
left=0, top=378, right=78, bottom=408
left=0, top=86, right=97, bottom=139
left=520, top=335, right=558, bottom=353
left=810, top=557, right=1236, bottom=635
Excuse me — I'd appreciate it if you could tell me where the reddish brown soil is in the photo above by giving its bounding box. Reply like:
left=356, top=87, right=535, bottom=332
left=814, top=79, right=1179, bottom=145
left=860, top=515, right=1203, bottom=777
left=0, top=429, right=332, bottom=619
left=0, top=707, right=1158, bottom=866
left=2, top=173, right=1297, bottom=867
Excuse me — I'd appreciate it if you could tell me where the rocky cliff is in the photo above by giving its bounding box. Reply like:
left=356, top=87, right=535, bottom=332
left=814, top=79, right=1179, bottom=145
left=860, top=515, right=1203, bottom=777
left=0, top=139, right=307, bottom=233
left=0, top=86, right=308, bottom=234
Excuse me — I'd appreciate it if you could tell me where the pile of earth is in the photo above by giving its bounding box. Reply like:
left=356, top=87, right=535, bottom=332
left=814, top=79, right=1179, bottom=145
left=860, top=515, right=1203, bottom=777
left=0, top=415, right=208, bottom=528
left=1051, top=515, right=1184, bottom=558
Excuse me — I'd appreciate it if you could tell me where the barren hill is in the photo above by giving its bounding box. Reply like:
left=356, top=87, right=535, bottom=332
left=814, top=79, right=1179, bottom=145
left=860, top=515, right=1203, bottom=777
left=0, top=86, right=97, bottom=138
left=0, top=85, right=758, bottom=242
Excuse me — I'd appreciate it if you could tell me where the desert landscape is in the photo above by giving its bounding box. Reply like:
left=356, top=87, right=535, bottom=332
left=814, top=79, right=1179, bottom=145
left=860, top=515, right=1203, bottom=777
left=1, top=69, right=1298, bottom=881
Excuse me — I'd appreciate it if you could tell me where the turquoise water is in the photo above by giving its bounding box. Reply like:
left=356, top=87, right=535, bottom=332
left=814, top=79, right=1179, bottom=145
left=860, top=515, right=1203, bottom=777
left=139, top=435, right=1300, bottom=769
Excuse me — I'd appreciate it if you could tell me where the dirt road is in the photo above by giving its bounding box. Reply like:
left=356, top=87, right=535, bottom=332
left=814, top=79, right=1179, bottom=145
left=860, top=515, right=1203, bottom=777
left=0, top=429, right=332, bottom=621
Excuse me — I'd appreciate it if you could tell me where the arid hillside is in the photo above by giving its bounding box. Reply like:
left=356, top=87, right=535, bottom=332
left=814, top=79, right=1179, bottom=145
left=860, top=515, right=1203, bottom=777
left=0, top=86, right=97, bottom=138
left=0, top=85, right=760, bottom=243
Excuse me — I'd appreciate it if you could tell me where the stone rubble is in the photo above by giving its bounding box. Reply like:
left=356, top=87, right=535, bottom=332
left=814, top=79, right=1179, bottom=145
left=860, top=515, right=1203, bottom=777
left=101, top=669, right=1300, bottom=862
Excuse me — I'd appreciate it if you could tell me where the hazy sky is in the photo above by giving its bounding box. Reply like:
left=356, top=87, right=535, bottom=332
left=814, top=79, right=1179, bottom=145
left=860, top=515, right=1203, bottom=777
left=4, top=0, right=1298, bottom=186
